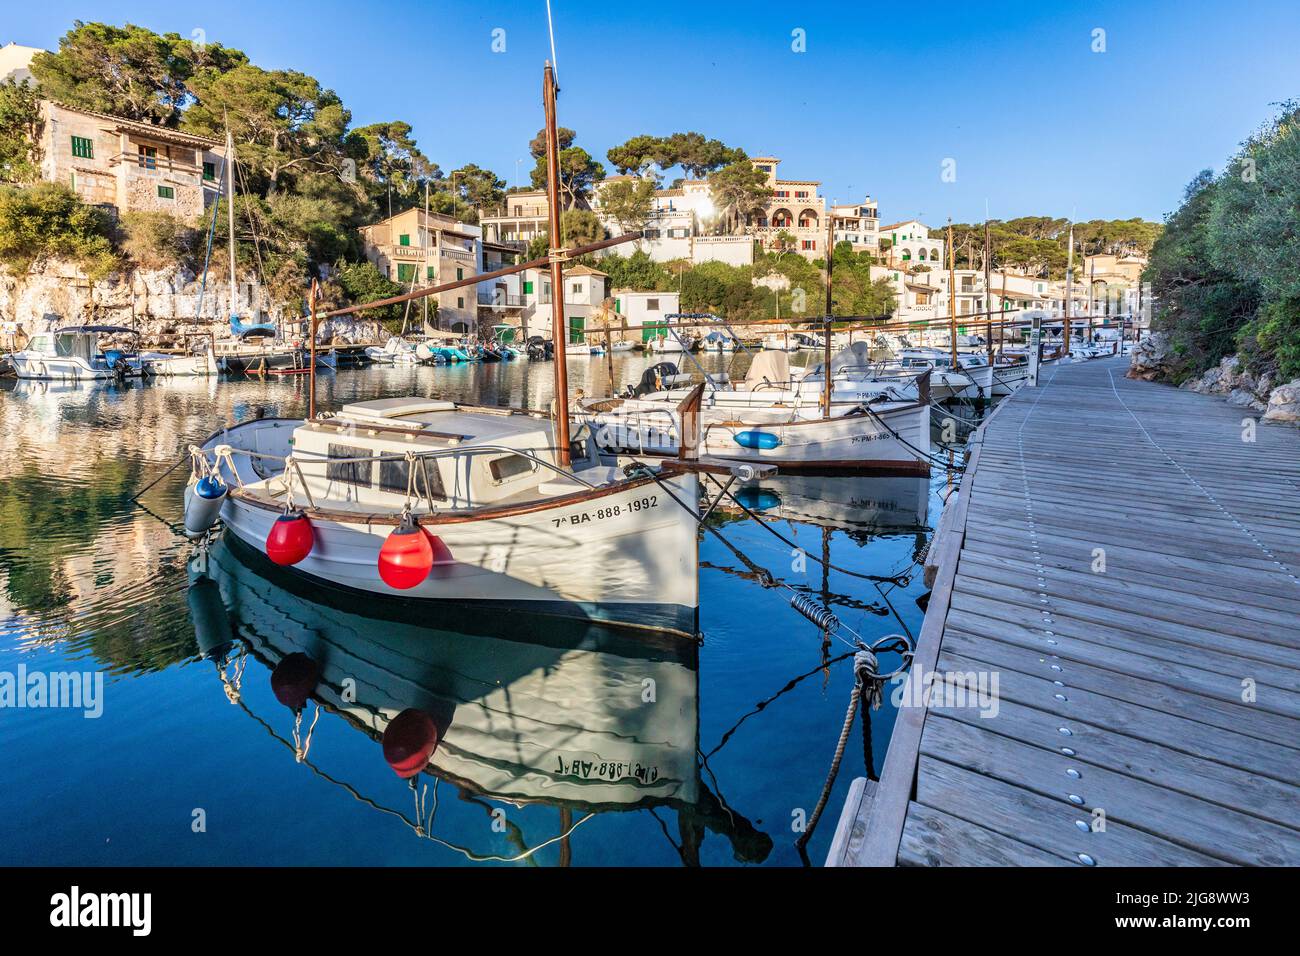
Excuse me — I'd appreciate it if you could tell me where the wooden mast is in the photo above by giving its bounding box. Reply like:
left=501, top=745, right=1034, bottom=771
left=226, top=125, right=237, bottom=322
left=947, top=218, right=957, bottom=368
left=308, top=278, right=318, bottom=419
left=822, top=214, right=834, bottom=418
left=1063, top=220, right=1074, bottom=354
left=543, top=62, right=572, bottom=469
left=983, top=219, right=993, bottom=365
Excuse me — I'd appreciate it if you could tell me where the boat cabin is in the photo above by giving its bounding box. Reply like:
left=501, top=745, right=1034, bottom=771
left=287, top=399, right=605, bottom=511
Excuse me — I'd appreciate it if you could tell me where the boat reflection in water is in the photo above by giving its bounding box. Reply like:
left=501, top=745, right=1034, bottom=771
left=731, top=474, right=930, bottom=539
left=186, top=533, right=771, bottom=865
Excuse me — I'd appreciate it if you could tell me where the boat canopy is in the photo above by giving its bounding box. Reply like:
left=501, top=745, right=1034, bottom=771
left=744, top=349, right=791, bottom=387
left=54, top=325, right=137, bottom=335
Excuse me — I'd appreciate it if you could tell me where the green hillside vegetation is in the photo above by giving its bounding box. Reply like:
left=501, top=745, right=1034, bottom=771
left=1144, top=101, right=1300, bottom=382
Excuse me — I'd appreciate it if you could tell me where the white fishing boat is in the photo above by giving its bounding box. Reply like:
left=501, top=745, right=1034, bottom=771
left=611, top=340, right=636, bottom=352
left=990, top=359, right=1031, bottom=396
left=885, top=347, right=993, bottom=400
left=584, top=395, right=930, bottom=475
left=185, top=399, right=707, bottom=635
left=10, top=324, right=142, bottom=380
left=582, top=350, right=932, bottom=475
left=699, top=330, right=739, bottom=352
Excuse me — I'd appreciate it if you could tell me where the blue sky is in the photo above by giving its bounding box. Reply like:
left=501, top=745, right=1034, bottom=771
left=7, top=0, right=1298, bottom=223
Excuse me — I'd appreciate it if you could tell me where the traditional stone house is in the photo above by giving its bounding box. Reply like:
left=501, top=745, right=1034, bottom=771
left=358, top=207, right=481, bottom=333
left=38, top=102, right=226, bottom=221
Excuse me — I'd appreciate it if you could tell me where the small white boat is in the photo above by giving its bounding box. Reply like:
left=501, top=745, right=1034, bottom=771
left=761, top=331, right=824, bottom=352
left=611, top=341, right=636, bottom=353
left=883, top=348, right=993, bottom=400
left=644, top=335, right=686, bottom=353
left=10, top=324, right=142, bottom=380
left=185, top=399, right=706, bottom=636
left=365, top=336, right=420, bottom=365
left=140, top=339, right=220, bottom=376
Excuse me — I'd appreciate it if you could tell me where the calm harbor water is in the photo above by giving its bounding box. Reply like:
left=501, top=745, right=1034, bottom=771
left=0, top=353, right=959, bottom=866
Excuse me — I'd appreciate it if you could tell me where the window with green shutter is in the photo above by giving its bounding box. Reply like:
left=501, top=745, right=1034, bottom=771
left=456, top=267, right=463, bottom=280
left=203, top=161, right=216, bottom=181
left=397, top=263, right=415, bottom=282
left=426, top=266, right=434, bottom=280
left=157, top=186, right=174, bottom=199
left=71, top=136, right=94, bottom=159
left=523, top=281, right=534, bottom=294
left=399, top=234, right=411, bottom=246
left=568, top=317, right=585, bottom=344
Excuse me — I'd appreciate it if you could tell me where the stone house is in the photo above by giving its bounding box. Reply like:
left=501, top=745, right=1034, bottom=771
left=38, top=101, right=227, bottom=221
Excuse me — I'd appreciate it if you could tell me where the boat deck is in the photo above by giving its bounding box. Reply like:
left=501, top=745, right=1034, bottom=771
left=829, top=355, right=1300, bottom=866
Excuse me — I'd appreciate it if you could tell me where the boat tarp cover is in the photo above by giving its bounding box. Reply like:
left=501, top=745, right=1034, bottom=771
left=744, top=349, right=790, bottom=386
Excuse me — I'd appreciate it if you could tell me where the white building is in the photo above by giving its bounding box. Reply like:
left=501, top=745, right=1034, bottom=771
left=518, top=263, right=610, bottom=344
left=878, top=220, right=944, bottom=268
left=830, top=198, right=880, bottom=252
left=0, top=42, right=41, bottom=84
left=612, top=290, right=680, bottom=344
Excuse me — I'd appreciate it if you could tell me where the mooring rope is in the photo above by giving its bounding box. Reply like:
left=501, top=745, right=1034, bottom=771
left=794, top=648, right=896, bottom=851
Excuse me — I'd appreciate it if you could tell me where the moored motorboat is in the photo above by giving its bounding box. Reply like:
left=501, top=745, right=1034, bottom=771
left=10, top=324, right=142, bottom=380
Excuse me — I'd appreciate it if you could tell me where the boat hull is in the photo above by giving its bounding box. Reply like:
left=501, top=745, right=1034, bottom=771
left=213, top=469, right=702, bottom=638
left=587, top=402, right=932, bottom=475
left=9, top=354, right=131, bottom=380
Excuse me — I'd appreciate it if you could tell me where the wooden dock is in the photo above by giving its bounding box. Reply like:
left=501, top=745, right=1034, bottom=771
left=828, top=355, right=1300, bottom=866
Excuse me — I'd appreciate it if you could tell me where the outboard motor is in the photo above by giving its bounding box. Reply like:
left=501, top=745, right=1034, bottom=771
left=628, top=362, right=681, bottom=398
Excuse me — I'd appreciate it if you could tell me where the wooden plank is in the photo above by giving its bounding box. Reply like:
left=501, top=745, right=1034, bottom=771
left=824, top=777, right=875, bottom=867
left=921, top=715, right=1300, bottom=865
left=899, top=801, right=1065, bottom=866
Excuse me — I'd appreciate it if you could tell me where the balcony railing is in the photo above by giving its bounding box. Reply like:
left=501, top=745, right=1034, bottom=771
left=477, top=292, right=526, bottom=307
left=441, top=247, right=475, bottom=262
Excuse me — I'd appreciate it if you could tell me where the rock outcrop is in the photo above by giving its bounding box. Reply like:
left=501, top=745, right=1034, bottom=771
left=1126, top=331, right=1175, bottom=381
left=0, top=260, right=380, bottom=345
left=1262, top=379, right=1300, bottom=424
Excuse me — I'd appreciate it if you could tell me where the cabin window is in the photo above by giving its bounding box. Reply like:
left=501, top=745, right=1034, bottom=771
left=326, top=443, right=371, bottom=487
left=138, top=145, right=157, bottom=169
left=489, top=454, right=534, bottom=482
left=397, top=263, right=416, bottom=282
left=71, top=135, right=94, bottom=159
left=203, top=161, right=216, bottom=181
left=157, top=186, right=175, bottom=199
left=377, top=455, right=446, bottom=500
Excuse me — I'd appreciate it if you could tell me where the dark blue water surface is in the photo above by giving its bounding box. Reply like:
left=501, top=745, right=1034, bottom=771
left=0, top=354, right=959, bottom=866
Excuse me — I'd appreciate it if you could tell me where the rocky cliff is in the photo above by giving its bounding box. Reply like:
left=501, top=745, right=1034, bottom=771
left=0, top=261, right=380, bottom=345
left=1127, top=332, right=1300, bottom=425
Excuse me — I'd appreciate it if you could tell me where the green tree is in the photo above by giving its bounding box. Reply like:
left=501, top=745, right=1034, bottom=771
left=345, top=120, right=439, bottom=208
left=599, top=176, right=656, bottom=238
left=708, top=161, right=772, bottom=234
left=448, top=163, right=506, bottom=213
left=182, top=64, right=351, bottom=194
left=30, top=21, right=246, bottom=126
left=0, top=79, right=42, bottom=184
left=606, top=134, right=667, bottom=175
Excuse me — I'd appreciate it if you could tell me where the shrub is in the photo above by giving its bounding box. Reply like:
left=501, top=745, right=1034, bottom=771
left=0, top=182, right=118, bottom=279
left=118, top=211, right=200, bottom=270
